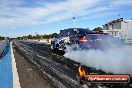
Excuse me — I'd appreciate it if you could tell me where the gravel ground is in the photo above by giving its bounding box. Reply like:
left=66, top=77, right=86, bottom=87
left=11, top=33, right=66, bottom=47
left=13, top=46, right=56, bottom=88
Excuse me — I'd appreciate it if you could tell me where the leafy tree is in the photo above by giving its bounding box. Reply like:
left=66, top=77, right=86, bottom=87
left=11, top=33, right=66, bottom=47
left=51, top=33, right=58, bottom=38
left=27, top=34, right=32, bottom=39
left=0, top=36, right=5, bottom=40
left=93, top=27, right=103, bottom=32
left=16, top=32, right=58, bottom=40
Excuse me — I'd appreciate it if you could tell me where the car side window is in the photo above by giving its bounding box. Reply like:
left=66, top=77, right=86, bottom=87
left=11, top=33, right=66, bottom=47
left=63, top=31, right=67, bottom=37
left=58, top=32, right=63, bottom=38
left=68, top=30, right=73, bottom=36
left=58, top=30, right=67, bottom=38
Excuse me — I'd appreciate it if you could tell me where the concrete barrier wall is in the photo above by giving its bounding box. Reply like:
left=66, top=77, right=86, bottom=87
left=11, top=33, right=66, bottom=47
left=27, top=39, right=52, bottom=43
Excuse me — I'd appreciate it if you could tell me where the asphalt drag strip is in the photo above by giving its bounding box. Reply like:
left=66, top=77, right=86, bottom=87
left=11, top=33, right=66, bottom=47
left=13, top=41, right=81, bottom=88
left=13, top=41, right=132, bottom=88
left=13, top=46, right=57, bottom=88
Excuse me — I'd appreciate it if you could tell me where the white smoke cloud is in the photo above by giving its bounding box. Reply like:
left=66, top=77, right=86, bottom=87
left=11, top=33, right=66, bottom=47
left=64, top=44, right=132, bottom=76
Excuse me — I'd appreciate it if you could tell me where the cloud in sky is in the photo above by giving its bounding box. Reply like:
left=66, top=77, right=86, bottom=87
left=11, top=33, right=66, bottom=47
left=0, top=0, right=98, bottom=27
left=0, top=0, right=132, bottom=37
left=0, top=0, right=131, bottom=28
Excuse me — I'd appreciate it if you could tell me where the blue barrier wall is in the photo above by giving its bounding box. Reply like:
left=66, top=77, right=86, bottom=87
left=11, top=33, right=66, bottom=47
left=0, top=46, right=13, bottom=88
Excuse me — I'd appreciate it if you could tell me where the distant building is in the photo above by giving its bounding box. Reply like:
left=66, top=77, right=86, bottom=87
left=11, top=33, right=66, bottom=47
left=103, top=18, right=132, bottom=39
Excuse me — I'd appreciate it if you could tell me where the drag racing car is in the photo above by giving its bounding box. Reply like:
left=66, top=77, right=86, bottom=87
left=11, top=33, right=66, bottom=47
left=50, top=28, right=121, bottom=52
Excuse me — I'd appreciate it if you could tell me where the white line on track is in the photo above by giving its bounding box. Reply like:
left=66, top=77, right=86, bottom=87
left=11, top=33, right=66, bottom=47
left=11, top=42, right=21, bottom=88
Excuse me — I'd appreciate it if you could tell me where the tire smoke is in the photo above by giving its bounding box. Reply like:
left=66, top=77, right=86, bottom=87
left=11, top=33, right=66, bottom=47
left=64, top=40, right=132, bottom=76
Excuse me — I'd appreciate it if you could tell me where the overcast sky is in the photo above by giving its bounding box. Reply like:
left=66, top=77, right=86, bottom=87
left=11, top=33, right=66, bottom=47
left=0, top=0, right=132, bottom=37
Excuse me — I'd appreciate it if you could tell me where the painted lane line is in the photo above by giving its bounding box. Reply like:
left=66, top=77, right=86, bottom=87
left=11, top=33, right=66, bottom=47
left=11, top=43, right=21, bottom=88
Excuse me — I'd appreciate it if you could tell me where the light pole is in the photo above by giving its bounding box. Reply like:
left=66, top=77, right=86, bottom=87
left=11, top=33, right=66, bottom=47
left=72, top=17, right=76, bottom=28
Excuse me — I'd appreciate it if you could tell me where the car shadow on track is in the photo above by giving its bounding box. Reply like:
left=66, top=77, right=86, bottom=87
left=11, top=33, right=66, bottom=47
left=52, top=49, right=65, bottom=56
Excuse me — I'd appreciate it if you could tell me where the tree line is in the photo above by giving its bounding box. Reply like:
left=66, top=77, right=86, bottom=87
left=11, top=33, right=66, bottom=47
left=1, top=27, right=103, bottom=40
left=16, top=27, right=103, bottom=40
left=92, top=27, right=103, bottom=32
left=0, top=36, right=5, bottom=40
left=16, top=33, right=58, bottom=40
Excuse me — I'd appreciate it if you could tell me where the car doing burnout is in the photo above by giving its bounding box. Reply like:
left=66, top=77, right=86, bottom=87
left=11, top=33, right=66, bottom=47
left=51, top=28, right=112, bottom=52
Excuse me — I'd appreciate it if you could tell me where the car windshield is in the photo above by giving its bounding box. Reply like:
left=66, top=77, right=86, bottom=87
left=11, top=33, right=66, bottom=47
left=74, top=29, right=93, bottom=36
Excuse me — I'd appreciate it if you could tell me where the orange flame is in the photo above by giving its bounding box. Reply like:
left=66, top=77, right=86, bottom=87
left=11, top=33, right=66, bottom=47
left=78, top=65, right=86, bottom=76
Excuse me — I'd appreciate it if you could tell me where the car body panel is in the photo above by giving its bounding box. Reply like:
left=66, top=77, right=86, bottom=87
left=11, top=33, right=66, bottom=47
left=51, top=28, right=122, bottom=51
